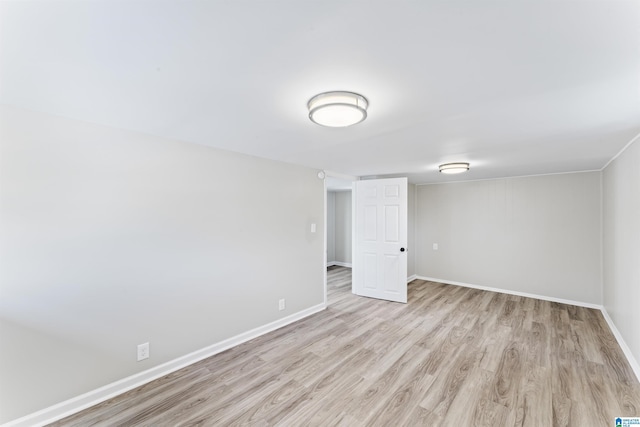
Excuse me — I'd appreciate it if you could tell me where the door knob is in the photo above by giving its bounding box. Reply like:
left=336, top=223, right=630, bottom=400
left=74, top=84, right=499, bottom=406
left=400, top=247, right=405, bottom=252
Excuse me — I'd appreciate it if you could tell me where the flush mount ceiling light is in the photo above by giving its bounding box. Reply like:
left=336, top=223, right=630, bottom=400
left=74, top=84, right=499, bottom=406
left=439, top=162, right=470, bottom=174
left=308, top=91, right=368, bottom=127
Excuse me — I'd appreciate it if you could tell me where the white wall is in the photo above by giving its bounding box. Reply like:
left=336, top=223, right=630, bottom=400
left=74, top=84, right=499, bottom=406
left=326, top=191, right=336, bottom=264
left=415, top=172, right=602, bottom=304
left=334, top=191, right=352, bottom=265
left=0, top=106, right=325, bottom=423
left=603, top=139, right=640, bottom=370
left=408, top=183, right=416, bottom=278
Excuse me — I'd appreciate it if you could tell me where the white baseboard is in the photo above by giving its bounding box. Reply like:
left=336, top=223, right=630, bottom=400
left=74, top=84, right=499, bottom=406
left=407, top=274, right=417, bottom=283
left=415, top=275, right=602, bottom=309
left=2, top=303, right=327, bottom=427
left=327, top=261, right=352, bottom=268
left=600, top=309, right=640, bottom=383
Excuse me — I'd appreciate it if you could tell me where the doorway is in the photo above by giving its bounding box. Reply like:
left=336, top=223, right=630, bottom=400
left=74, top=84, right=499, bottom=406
left=324, top=173, right=356, bottom=307
left=323, top=175, right=410, bottom=306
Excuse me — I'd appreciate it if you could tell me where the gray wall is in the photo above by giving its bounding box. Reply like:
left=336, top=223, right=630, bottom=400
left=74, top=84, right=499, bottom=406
left=334, top=191, right=352, bottom=265
left=326, top=191, right=336, bottom=264
left=0, top=106, right=325, bottom=423
left=415, top=172, right=602, bottom=304
left=603, top=139, right=640, bottom=369
left=326, top=190, right=351, bottom=266
left=408, top=183, right=416, bottom=278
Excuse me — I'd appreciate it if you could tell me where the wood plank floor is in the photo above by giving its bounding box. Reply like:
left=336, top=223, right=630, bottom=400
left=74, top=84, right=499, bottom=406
left=51, top=267, right=640, bottom=426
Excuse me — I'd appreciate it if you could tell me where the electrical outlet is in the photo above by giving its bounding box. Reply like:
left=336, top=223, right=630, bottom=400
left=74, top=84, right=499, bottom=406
left=137, top=342, right=149, bottom=361
left=433, top=243, right=438, bottom=250
left=279, top=299, right=286, bottom=311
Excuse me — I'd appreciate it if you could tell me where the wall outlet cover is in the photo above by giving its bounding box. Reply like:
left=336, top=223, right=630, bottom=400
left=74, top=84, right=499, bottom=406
left=137, top=342, right=149, bottom=361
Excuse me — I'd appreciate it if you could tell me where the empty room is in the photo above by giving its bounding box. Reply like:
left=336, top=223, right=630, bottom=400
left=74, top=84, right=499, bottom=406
left=1, top=1, right=639, bottom=426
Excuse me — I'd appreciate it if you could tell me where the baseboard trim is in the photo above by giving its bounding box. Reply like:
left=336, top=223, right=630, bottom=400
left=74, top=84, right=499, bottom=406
left=327, top=261, right=352, bottom=268
left=2, top=303, right=327, bottom=427
left=407, top=274, right=417, bottom=283
left=600, top=308, right=640, bottom=383
left=415, top=276, right=602, bottom=309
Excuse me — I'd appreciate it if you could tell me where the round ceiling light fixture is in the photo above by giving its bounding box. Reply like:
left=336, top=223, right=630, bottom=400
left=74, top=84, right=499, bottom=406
left=439, top=162, right=470, bottom=174
left=308, top=91, right=368, bottom=127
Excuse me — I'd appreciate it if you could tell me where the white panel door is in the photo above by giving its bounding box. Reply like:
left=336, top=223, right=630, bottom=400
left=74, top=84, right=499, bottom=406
left=353, top=177, right=408, bottom=303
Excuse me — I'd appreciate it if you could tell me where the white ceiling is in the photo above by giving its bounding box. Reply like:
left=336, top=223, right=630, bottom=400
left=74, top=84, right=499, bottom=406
left=1, top=1, right=638, bottom=184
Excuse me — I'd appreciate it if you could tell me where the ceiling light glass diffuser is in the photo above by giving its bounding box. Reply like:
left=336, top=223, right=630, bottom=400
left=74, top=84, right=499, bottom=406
left=439, top=162, right=470, bottom=174
left=308, top=91, right=368, bottom=127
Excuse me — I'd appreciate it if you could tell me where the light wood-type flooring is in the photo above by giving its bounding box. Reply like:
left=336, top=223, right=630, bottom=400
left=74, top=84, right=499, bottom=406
left=51, top=266, right=640, bottom=426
